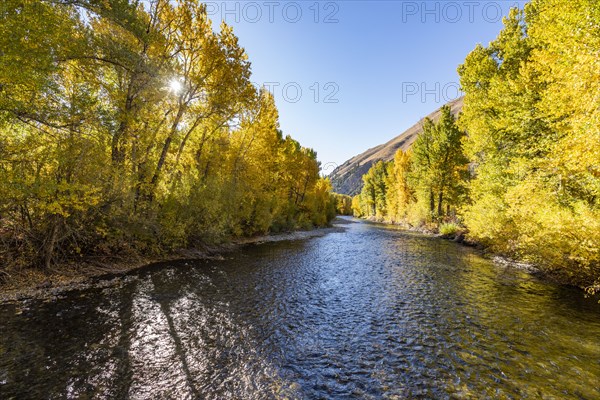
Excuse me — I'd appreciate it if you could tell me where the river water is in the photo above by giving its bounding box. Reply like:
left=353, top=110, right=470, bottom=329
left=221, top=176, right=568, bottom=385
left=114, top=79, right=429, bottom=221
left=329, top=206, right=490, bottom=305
left=1, top=217, right=599, bottom=399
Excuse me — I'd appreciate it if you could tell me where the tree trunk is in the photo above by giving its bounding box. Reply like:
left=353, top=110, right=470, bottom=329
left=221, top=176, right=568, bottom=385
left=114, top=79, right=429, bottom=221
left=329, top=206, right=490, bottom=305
left=429, top=190, right=435, bottom=215
left=151, top=136, right=172, bottom=188
left=149, top=106, right=187, bottom=199
left=42, top=215, right=61, bottom=270
left=112, top=84, right=135, bottom=166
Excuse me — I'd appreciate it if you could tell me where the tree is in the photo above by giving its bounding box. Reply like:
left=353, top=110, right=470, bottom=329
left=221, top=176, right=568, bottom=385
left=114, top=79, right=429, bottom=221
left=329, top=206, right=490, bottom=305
left=410, top=106, right=468, bottom=222
left=332, top=193, right=353, bottom=216
left=458, top=1, right=600, bottom=289
left=357, top=161, right=390, bottom=218
left=0, top=0, right=335, bottom=275
left=385, top=149, right=413, bottom=222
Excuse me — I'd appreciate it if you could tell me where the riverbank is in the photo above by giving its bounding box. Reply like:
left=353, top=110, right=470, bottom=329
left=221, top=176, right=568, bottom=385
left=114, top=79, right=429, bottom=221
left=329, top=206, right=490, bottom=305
left=362, top=216, right=471, bottom=242
left=0, top=223, right=348, bottom=304
left=359, top=216, right=597, bottom=291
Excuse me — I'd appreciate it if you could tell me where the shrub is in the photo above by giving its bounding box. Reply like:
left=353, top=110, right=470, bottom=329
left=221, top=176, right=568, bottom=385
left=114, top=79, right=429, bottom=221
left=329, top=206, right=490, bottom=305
left=439, top=222, right=462, bottom=237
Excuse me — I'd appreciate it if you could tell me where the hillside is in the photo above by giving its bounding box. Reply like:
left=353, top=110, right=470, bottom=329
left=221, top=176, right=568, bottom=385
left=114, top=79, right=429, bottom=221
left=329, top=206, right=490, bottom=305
left=329, top=97, right=464, bottom=196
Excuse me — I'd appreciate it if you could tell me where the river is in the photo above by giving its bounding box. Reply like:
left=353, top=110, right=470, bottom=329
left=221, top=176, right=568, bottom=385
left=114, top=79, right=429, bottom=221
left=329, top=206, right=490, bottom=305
left=1, top=217, right=599, bottom=399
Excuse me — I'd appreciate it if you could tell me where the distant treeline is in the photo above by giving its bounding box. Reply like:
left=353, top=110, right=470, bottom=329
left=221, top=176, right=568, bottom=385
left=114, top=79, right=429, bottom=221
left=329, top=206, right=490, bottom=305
left=0, top=0, right=337, bottom=274
left=333, top=193, right=353, bottom=216
left=354, top=0, right=600, bottom=291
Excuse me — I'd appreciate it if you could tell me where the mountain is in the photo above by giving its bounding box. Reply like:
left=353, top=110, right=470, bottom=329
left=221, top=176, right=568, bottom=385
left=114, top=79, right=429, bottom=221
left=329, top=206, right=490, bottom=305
left=329, top=97, right=464, bottom=196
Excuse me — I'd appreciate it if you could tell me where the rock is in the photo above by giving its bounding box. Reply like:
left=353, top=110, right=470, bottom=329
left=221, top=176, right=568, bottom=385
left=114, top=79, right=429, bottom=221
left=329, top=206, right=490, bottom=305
left=37, top=281, right=52, bottom=289
left=453, top=232, right=465, bottom=243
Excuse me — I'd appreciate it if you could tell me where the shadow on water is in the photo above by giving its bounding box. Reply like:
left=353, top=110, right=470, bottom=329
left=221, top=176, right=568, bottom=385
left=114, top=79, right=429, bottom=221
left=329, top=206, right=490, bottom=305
left=1, top=217, right=599, bottom=399
left=111, top=281, right=135, bottom=398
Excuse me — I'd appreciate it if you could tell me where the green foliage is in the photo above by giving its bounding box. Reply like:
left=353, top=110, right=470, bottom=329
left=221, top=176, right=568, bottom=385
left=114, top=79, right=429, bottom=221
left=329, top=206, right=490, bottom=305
left=439, top=223, right=462, bottom=237
left=410, top=106, right=469, bottom=222
left=354, top=108, right=468, bottom=227
left=0, top=0, right=335, bottom=272
left=356, top=161, right=390, bottom=219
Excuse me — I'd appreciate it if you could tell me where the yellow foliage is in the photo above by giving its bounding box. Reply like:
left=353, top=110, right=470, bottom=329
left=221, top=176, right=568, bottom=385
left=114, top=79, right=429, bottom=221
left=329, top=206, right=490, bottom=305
left=0, top=0, right=334, bottom=271
left=459, top=0, right=600, bottom=288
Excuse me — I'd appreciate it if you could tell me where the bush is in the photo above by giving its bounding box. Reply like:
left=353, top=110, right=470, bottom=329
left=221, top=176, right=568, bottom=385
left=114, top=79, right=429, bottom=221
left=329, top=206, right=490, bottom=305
left=439, top=222, right=462, bottom=237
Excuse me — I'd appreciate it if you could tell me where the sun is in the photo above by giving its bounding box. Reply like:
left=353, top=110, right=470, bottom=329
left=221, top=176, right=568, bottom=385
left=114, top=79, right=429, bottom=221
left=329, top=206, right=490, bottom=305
left=169, top=78, right=183, bottom=94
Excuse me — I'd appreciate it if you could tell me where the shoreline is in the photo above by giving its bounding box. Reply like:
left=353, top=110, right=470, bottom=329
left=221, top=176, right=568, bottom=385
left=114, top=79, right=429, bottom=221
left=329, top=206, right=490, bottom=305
left=357, top=216, right=584, bottom=288
left=0, top=223, right=348, bottom=304
left=2, top=216, right=593, bottom=304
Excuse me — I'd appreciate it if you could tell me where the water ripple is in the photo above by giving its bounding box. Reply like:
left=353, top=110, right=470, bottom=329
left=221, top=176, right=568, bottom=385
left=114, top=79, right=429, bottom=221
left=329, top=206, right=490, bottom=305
left=1, top=218, right=599, bottom=399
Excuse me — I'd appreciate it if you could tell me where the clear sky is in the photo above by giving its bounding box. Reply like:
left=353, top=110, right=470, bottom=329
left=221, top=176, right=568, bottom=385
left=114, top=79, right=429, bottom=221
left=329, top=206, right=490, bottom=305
left=207, top=0, right=526, bottom=173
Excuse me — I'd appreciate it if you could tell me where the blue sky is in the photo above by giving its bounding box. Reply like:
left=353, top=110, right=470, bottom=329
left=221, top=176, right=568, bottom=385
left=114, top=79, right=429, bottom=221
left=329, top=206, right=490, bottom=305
left=207, top=1, right=526, bottom=172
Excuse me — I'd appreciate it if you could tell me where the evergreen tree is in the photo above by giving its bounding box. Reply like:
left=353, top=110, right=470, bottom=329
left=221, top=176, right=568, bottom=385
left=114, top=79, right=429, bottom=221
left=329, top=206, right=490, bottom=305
left=410, top=106, right=468, bottom=222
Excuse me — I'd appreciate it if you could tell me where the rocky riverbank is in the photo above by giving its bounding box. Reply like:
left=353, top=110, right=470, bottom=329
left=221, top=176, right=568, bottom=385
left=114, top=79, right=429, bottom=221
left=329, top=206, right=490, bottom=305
left=0, top=223, right=348, bottom=304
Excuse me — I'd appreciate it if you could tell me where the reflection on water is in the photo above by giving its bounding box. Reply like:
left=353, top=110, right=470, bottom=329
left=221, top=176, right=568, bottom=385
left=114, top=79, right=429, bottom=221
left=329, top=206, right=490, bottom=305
left=1, top=217, right=599, bottom=399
